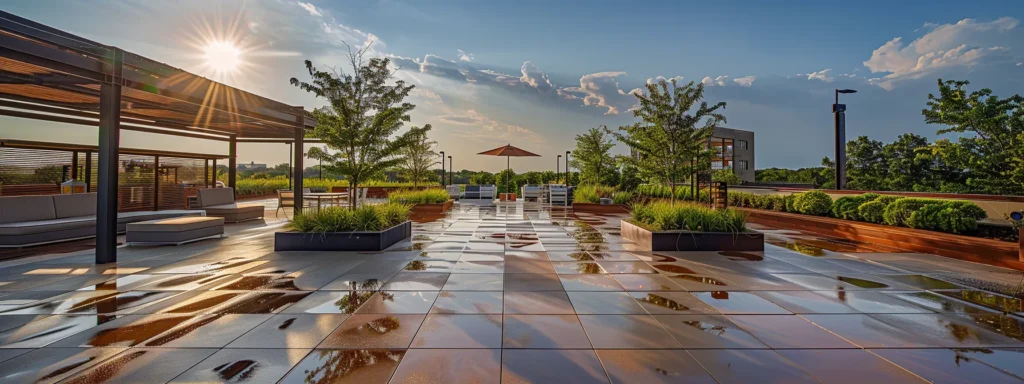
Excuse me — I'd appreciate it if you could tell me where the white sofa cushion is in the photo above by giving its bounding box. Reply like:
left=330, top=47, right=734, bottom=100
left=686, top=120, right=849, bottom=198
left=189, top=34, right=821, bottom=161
left=53, top=193, right=97, bottom=219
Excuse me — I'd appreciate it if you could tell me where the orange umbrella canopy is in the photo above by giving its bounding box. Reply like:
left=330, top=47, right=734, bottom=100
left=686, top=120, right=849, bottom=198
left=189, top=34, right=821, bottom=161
left=477, top=144, right=541, bottom=157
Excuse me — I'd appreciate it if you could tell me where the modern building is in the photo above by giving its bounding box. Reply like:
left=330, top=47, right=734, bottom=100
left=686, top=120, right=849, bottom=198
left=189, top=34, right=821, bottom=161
left=238, top=161, right=267, bottom=171
left=710, top=127, right=755, bottom=183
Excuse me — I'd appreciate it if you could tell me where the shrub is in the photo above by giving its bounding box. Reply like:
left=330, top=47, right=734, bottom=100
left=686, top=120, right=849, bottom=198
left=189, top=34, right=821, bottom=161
left=387, top=188, right=449, bottom=204
left=831, top=196, right=866, bottom=220
left=630, top=201, right=746, bottom=232
left=574, top=185, right=618, bottom=203
left=936, top=200, right=987, bottom=234
left=883, top=198, right=936, bottom=227
left=861, top=193, right=881, bottom=202
left=289, top=203, right=410, bottom=233
left=874, top=195, right=904, bottom=206
left=768, top=195, right=788, bottom=211
left=784, top=194, right=798, bottom=212
left=857, top=200, right=887, bottom=224
left=793, top=190, right=833, bottom=216
left=612, top=191, right=634, bottom=205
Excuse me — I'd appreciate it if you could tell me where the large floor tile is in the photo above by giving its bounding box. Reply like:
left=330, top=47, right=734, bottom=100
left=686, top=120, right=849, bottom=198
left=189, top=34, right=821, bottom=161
left=501, top=349, right=609, bottom=384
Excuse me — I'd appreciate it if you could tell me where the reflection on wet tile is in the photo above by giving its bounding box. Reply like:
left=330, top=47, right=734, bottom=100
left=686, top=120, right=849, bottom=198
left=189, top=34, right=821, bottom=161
left=228, top=314, right=348, bottom=349
left=803, top=314, right=943, bottom=348
left=778, top=349, right=927, bottom=383
left=284, top=291, right=374, bottom=314
left=692, top=292, right=790, bottom=314
left=597, top=261, right=655, bottom=274
left=411, top=314, right=502, bottom=348
left=727, top=315, right=854, bottom=348
left=169, top=348, right=309, bottom=384
left=0, top=349, right=30, bottom=364
left=654, top=315, right=768, bottom=349
left=381, top=272, right=449, bottom=291
left=504, top=291, right=575, bottom=315
left=319, top=314, right=425, bottom=349
left=629, top=292, right=718, bottom=314
left=880, top=274, right=961, bottom=289
left=597, top=349, right=716, bottom=384
left=429, top=291, right=503, bottom=314
left=551, top=261, right=606, bottom=274
left=0, top=315, right=110, bottom=348
left=688, top=349, right=819, bottom=384
left=403, top=260, right=456, bottom=272
left=814, top=290, right=934, bottom=314
left=546, top=251, right=594, bottom=262
left=559, top=274, right=623, bottom=291
left=390, top=349, right=500, bottom=384
left=441, top=274, right=503, bottom=291
left=578, top=314, right=680, bottom=348
left=935, top=290, right=1023, bottom=314
left=144, top=314, right=270, bottom=348
left=452, top=260, right=505, bottom=274
left=954, top=348, right=1024, bottom=379
left=772, top=273, right=858, bottom=291
left=279, top=349, right=405, bottom=384
left=502, top=314, right=592, bottom=349
left=870, top=314, right=1024, bottom=348
left=0, top=347, right=125, bottom=384
left=873, top=348, right=1020, bottom=383
left=504, top=273, right=565, bottom=291
left=50, top=314, right=193, bottom=347
left=0, top=291, right=117, bottom=315
left=887, top=291, right=996, bottom=315
left=62, top=348, right=217, bottom=384
left=611, top=274, right=681, bottom=291
left=756, top=291, right=861, bottom=314
left=501, top=349, right=607, bottom=384
left=568, top=291, right=646, bottom=314
left=354, top=291, right=438, bottom=314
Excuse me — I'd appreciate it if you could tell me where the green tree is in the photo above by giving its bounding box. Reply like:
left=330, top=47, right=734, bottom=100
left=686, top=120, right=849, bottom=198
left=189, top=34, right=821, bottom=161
left=844, top=136, right=887, bottom=191
left=398, top=126, right=439, bottom=186
left=922, top=79, right=1024, bottom=195
left=613, top=79, right=726, bottom=204
left=711, top=169, right=742, bottom=185
left=883, top=133, right=934, bottom=191
left=290, top=45, right=427, bottom=208
left=569, top=126, right=617, bottom=185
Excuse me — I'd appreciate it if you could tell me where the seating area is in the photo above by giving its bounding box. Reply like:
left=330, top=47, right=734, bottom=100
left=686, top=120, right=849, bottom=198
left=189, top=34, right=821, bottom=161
left=0, top=193, right=204, bottom=248
left=196, top=188, right=266, bottom=223
left=520, top=184, right=541, bottom=201
left=547, top=184, right=569, bottom=206
left=125, top=216, right=225, bottom=245
left=462, top=185, right=497, bottom=201
left=446, top=185, right=461, bottom=200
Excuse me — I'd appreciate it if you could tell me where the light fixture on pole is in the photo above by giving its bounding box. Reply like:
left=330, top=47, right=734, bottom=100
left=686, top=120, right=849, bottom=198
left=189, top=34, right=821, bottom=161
left=440, top=151, right=445, bottom=187
left=834, top=89, right=857, bottom=190
left=565, top=151, right=571, bottom=186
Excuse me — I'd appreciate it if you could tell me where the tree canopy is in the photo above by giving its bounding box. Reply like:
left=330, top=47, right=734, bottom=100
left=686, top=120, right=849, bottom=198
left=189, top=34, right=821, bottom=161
left=570, top=126, right=617, bottom=185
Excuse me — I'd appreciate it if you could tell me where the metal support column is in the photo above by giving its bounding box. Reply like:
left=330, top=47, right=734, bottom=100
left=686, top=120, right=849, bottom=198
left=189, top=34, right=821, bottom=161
left=84, top=151, right=92, bottom=192
left=211, top=159, right=217, bottom=186
left=96, top=48, right=123, bottom=264
left=228, top=136, right=237, bottom=194
left=204, top=159, right=209, bottom=187
left=153, top=155, right=160, bottom=211
left=293, top=127, right=304, bottom=214
left=833, top=104, right=847, bottom=190
left=288, top=142, right=293, bottom=190
left=70, top=150, right=78, bottom=180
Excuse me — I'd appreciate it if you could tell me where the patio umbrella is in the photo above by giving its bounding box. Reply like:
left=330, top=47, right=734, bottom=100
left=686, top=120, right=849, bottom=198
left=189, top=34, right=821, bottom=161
left=478, top=144, right=541, bottom=195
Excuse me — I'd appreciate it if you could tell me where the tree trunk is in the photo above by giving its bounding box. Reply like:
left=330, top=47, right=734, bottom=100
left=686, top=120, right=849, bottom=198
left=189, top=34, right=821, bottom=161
left=350, top=176, right=358, bottom=210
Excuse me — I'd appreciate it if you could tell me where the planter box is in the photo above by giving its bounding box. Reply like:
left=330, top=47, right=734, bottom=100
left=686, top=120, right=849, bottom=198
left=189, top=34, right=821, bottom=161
left=500, top=193, right=517, bottom=202
left=573, top=202, right=630, bottom=214
left=409, top=200, right=453, bottom=214
left=738, top=207, right=1024, bottom=270
left=274, top=221, right=412, bottom=252
left=621, top=220, right=764, bottom=251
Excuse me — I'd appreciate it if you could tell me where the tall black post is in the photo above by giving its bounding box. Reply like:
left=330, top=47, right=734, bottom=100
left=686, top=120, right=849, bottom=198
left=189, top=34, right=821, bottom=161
left=448, top=156, right=453, bottom=185
left=71, top=151, right=79, bottom=180
left=565, top=151, right=570, bottom=186
left=293, top=127, right=304, bottom=214
left=204, top=159, right=210, bottom=187
left=228, top=136, right=237, bottom=195
left=153, top=155, right=160, bottom=211
left=287, top=142, right=293, bottom=190
left=440, top=151, right=445, bottom=187
left=96, top=48, right=123, bottom=264
left=211, top=159, right=217, bottom=186
left=84, top=151, right=92, bottom=192
left=833, top=103, right=847, bottom=190
left=556, top=155, right=561, bottom=181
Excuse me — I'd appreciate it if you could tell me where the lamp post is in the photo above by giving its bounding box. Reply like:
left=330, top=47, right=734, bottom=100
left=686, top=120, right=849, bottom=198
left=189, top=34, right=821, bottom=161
left=565, top=151, right=571, bottom=187
left=440, top=151, right=445, bottom=187
left=448, top=156, right=453, bottom=185
left=556, top=155, right=561, bottom=183
left=834, top=89, right=857, bottom=190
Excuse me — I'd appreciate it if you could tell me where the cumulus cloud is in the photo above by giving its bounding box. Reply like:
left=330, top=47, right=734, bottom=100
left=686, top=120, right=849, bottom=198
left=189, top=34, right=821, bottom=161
left=457, top=49, right=474, bottom=62
left=519, top=61, right=553, bottom=92
left=701, top=76, right=731, bottom=87
left=560, top=72, right=637, bottom=114
left=806, top=69, right=835, bottom=82
left=438, top=110, right=544, bottom=143
left=647, top=75, right=684, bottom=84
left=419, top=54, right=466, bottom=80
left=733, top=76, right=756, bottom=87
left=864, top=17, right=1021, bottom=90
left=297, top=1, right=322, bottom=16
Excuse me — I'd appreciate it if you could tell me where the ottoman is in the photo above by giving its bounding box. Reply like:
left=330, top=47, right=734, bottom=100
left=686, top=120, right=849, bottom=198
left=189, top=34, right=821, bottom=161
left=126, top=216, right=225, bottom=245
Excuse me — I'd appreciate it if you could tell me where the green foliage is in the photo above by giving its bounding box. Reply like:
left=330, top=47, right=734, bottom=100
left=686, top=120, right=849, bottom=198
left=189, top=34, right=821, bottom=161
left=861, top=193, right=881, bottom=201
left=288, top=203, right=410, bottom=233
left=574, top=185, right=619, bottom=203
left=398, top=128, right=440, bottom=186
left=496, top=169, right=516, bottom=194
left=570, top=126, right=618, bottom=185
left=612, top=191, right=634, bottom=205
left=232, top=177, right=436, bottom=196
left=832, top=196, right=867, bottom=220
left=386, top=188, right=449, bottom=204
left=291, top=47, right=427, bottom=209
left=905, top=201, right=986, bottom=234
left=630, top=201, right=746, bottom=232
left=792, top=191, right=833, bottom=216
left=857, top=201, right=887, bottom=224
left=711, top=169, right=742, bottom=185
left=613, top=79, right=726, bottom=203
left=883, top=198, right=937, bottom=227
left=617, top=163, right=643, bottom=192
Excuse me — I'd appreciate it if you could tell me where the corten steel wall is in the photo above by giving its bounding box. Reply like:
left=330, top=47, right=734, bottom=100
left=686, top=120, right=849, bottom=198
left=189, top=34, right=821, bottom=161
left=711, top=127, right=755, bottom=183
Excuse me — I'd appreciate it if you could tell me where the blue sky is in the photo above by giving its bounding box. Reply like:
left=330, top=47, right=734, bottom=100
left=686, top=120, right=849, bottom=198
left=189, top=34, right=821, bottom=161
left=3, top=0, right=1023, bottom=171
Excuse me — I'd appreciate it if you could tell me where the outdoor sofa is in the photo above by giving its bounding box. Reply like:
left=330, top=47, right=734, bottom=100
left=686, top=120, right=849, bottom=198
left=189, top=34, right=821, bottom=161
left=521, top=184, right=541, bottom=201
left=462, top=185, right=496, bottom=201
left=196, top=187, right=265, bottom=223
left=446, top=185, right=461, bottom=200
left=0, top=193, right=203, bottom=248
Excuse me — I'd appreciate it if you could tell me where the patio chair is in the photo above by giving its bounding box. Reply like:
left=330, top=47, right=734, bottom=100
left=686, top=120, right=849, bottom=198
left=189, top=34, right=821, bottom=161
left=446, top=185, right=461, bottom=200
left=480, top=185, right=497, bottom=200
left=464, top=185, right=481, bottom=199
left=276, top=190, right=294, bottom=217
left=521, top=184, right=541, bottom=201
left=549, top=184, right=568, bottom=206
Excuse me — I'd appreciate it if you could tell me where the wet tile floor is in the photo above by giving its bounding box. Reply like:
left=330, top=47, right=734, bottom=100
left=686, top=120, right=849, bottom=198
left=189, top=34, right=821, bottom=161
left=0, top=202, right=1023, bottom=383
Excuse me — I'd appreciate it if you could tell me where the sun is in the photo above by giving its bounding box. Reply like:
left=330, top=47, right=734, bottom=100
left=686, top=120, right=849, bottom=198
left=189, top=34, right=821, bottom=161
left=203, top=40, right=242, bottom=73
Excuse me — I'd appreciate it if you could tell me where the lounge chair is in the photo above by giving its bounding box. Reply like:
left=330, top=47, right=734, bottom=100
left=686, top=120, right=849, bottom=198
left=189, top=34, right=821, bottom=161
left=479, top=185, right=496, bottom=200
left=446, top=185, right=461, bottom=200
left=548, top=184, right=568, bottom=206
left=521, top=184, right=541, bottom=201
left=196, top=188, right=265, bottom=223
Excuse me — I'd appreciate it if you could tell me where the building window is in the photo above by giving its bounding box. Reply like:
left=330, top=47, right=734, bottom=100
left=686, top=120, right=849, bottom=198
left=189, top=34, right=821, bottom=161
left=738, top=160, right=748, bottom=170
left=737, top=140, right=748, bottom=150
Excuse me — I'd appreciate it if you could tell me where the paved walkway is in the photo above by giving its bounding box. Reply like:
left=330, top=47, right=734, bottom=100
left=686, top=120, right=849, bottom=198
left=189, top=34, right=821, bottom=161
left=0, top=202, right=1022, bottom=383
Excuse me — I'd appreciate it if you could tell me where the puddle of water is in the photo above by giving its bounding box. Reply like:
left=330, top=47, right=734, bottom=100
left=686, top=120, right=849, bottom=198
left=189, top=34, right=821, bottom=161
left=883, top=275, right=961, bottom=290
left=87, top=315, right=194, bottom=347
left=634, top=293, right=690, bottom=311
left=653, top=264, right=698, bottom=274
left=675, top=275, right=728, bottom=286
left=682, top=320, right=727, bottom=335
left=214, top=360, right=259, bottom=381
left=836, top=276, right=889, bottom=289
left=718, top=251, right=764, bottom=261
left=938, top=290, right=1023, bottom=314
left=219, top=292, right=311, bottom=314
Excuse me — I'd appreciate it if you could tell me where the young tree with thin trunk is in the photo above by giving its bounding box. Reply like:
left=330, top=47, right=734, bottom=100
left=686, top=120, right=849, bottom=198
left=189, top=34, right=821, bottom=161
left=399, top=126, right=439, bottom=186
left=570, top=126, right=617, bottom=185
left=612, top=79, right=726, bottom=204
left=290, top=43, right=427, bottom=209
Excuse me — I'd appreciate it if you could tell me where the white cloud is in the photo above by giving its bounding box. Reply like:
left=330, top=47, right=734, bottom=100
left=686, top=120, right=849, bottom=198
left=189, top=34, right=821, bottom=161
left=733, top=76, right=756, bottom=87
left=1017, top=62, right=1023, bottom=66
left=806, top=68, right=834, bottom=82
left=519, top=61, right=553, bottom=92
left=864, top=17, right=1020, bottom=90
left=646, top=75, right=684, bottom=84
left=701, top=76, right=730, bottom=87
left=438, top=110, right=544, bottom=143
left=419, top=54, right=465, bottom=80
left=560, top=72, right=636, bottom=115
left=457, top=49, right=474, bottom=62
left=297, top=1, right=322, bottom=17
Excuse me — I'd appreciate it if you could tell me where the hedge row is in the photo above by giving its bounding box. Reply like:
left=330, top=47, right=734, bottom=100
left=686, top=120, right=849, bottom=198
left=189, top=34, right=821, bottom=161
left=729, top=190, right=987, bottom=235
left=635, top=184, right=711, bottom=202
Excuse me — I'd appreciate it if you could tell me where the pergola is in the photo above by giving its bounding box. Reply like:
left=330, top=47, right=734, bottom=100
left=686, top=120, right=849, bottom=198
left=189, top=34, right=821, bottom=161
left=0, top=11, right=313, bottom=264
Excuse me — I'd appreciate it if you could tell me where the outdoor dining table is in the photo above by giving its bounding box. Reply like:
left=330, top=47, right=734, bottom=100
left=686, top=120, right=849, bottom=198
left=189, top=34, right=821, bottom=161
left=303, top=192, right=348, bottom=210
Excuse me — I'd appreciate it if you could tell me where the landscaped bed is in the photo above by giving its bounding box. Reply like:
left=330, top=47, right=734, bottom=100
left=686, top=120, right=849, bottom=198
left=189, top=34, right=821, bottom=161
left=387, top=189, right=454, bottom=214
left=274, top=203, right=412, bottom=251
left=621, top=201, right=763, bottom=251
left=572, top=185, right=633, bottom=213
